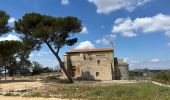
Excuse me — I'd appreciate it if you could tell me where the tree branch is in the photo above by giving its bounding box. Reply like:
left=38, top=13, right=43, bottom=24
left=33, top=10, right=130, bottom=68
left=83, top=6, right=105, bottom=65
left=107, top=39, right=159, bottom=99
left=56, top=44, right=60, bottom=54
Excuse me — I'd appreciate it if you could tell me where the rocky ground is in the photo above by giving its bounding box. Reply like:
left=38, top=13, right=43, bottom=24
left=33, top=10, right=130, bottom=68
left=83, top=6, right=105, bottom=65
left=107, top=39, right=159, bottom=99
left=0, top=78, right=73, bottom=99
left=0, top=79, right=43, bottom=96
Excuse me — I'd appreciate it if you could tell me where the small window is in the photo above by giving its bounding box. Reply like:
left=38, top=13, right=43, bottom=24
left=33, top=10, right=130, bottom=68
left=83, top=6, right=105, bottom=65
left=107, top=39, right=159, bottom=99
left=96, top=72, right=99, bottom=77
left=97, top=60, right=100, bottom=65
left=89, top=57, right=92, bottom=60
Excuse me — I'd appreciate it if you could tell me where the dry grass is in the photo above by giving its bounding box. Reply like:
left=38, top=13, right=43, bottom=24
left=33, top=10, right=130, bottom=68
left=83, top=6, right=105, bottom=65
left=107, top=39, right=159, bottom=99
left=1, top=78, right=170, bottom=100
left=29, top=82, right=170, bottom=100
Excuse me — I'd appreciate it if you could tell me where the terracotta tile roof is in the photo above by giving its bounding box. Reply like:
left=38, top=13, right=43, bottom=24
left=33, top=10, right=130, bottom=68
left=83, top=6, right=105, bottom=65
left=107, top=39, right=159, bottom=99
left=66, top=48, right=113, bottom=53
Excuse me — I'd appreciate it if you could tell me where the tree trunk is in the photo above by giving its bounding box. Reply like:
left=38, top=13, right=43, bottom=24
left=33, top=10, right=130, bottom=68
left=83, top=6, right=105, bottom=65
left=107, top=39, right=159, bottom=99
left=9, top=63, right=13, bottom=77
left=56, top=54, right=74, bottom=83
left=45, top=42, right=74, bottom=83
left=5, top=66, right=7, bottom=80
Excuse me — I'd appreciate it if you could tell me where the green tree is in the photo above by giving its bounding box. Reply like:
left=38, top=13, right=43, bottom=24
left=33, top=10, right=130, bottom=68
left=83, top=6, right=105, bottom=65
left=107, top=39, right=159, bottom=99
left=16, top=59, right=32, bottom=75
left=0, top=10, right=34, bottom=78
left=42, top=67, right=53, bottom=73
left=30, top=61, right=43, bottom=75
left=0, top=40, right=30, bottom=77
left=15, top=13, right=82, bottom=83
left=0, top=10, right=11, bottom=35
left=0, top=10, right=11, bottom=77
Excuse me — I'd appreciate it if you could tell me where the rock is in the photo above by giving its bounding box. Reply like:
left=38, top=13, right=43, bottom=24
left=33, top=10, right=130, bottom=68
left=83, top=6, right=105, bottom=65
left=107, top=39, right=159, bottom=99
left=1, top=88, right=35, bottom=96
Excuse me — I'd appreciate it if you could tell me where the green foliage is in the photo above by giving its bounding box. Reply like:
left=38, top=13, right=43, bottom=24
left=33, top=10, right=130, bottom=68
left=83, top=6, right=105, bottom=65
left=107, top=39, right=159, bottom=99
left=14, top=12, right=82, bottom=82
left=42, top=67, right=53, bottom=73
left=154, top=70, right=170, bottom=84
left=0, top=40, right=23, bottom=58
left=14, top=13, right=82, bottom=50
left=0, top=10, right=11, bottom=35
left=30, top=61, right=43, bottom=75
left=0, top=40, right=31, bottom=76
left=0, top=40, right=24, bottom=69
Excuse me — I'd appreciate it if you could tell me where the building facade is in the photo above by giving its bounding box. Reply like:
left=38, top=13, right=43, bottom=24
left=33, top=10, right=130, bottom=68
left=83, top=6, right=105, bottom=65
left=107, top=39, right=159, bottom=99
left=64, top=48, right=128, bottom=81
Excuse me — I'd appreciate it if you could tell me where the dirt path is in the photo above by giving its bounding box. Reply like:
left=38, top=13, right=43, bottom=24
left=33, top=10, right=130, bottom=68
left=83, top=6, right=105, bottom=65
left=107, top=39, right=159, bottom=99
left=0, top=81, right=43, bottom=91
left=0, top=95, right=76, bottom=100
left=152, top=81, right=170, bottom=88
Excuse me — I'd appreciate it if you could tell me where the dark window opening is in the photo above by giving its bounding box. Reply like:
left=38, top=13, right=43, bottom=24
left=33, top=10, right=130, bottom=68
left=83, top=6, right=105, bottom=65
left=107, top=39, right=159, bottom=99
left=71, top=66, right=76, bottom=77
left=97, top=60, right=100, bottom=65
left=89, top=57, right=92, bottom=60
left=96, top=72, right=99, bottom=77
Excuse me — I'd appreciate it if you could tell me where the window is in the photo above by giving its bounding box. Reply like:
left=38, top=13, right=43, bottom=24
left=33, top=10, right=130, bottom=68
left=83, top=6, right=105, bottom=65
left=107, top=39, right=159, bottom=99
left=97, top=60, right=100, bottom=65
left=96, top=72, right=99, bottom=77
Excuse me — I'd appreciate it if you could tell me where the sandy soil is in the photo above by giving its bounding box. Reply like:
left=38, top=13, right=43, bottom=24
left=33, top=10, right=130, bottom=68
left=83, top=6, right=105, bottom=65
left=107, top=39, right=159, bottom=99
left=0, top=79, right=75, bottom=100
left=0, top=80, right=43, bottom=91
left=0, top=95, right=76, bottom=100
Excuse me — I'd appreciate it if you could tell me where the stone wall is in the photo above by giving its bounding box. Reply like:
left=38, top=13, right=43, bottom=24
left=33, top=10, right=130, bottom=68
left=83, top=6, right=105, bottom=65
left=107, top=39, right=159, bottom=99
left=114, top=58, right=129, bottom=80
left=64, top=51, right=115, bottom=81
left=63, top=49, right=129, bottom=81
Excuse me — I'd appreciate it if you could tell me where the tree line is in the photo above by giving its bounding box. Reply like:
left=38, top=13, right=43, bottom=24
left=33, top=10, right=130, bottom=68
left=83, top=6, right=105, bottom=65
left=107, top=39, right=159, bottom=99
left=153, top=70, right=170, bottom=84
left=0, top=10, right=83, bottom=83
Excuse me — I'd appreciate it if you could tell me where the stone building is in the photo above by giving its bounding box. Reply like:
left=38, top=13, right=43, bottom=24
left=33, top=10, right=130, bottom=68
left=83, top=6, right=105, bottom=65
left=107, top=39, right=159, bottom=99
left=114, top=58, right=129, bottom=80
left=63, top=48, right=129, bottom=81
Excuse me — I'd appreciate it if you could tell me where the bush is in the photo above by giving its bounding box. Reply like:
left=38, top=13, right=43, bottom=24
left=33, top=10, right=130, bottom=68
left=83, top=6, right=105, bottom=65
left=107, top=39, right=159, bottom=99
left=153, top=70, right=170, bottom=84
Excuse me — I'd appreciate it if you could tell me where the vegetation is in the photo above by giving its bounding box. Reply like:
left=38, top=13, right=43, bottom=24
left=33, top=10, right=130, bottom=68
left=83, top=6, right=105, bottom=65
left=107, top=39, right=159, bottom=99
left=0, top=10, right=32, bottom=78
left=0, top=10, right=83, bottom=83
left=0, top=10, right=11, bottom=35
left=153, top=70, right=170, bottom=84
left=14, top=13, right=83, bottom=83
left=27, top=83, right=170, bottom=100
left=29, top=61, right=53, bottom=75
left=0, top=40, right=30, bottom=77
left=29, top=61, right=43, bottom=75
left=0, top=10, right=10, bottom=77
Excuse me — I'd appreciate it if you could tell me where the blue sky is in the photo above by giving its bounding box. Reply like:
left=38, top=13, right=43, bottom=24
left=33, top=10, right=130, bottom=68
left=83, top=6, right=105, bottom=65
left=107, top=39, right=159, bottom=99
left=0, top=0, right=170, bottom=70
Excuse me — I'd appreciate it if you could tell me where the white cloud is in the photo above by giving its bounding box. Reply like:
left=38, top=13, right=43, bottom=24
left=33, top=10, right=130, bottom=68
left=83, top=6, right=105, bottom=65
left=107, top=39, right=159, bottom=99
left=36, top=51, right=49, bottom=57
left=81, top=26, right=89, bottom=34
left=112, top=13, right=170, bottom=38
left=0, top=34, right=20, bottom=41
left=61, top=0, right=69, bottom=5
left=95, top=39, right=101, bottom=44
left=125, top=58, right=170, bottom=70
left=123, top=57, right=128, bottom=63
left=113, top=17, right=137, bottom=37
left=165, top=31, right=170, bottom=38
left=114, top=18, right=124, bottom=24
left=88, top=0, right=151, bottom=14
left=95, top=34, right=116, bottom=45
left=75, top=41, right=95, bottom=49
left=130, top=59, right=170, bottom=70
left=150, top=58, right=160, bottom=62
left=29, top=50, right=50, bottom=60
left=29, top=50, right=58, bottom=68
left=123, top=58, right=139, bottom=64
left=8, top=17, right=16, bottom=25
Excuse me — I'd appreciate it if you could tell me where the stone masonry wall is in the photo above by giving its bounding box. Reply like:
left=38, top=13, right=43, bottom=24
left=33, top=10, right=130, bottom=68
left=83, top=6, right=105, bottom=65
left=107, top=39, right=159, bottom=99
left=64, top=51, right=115, bottom=81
